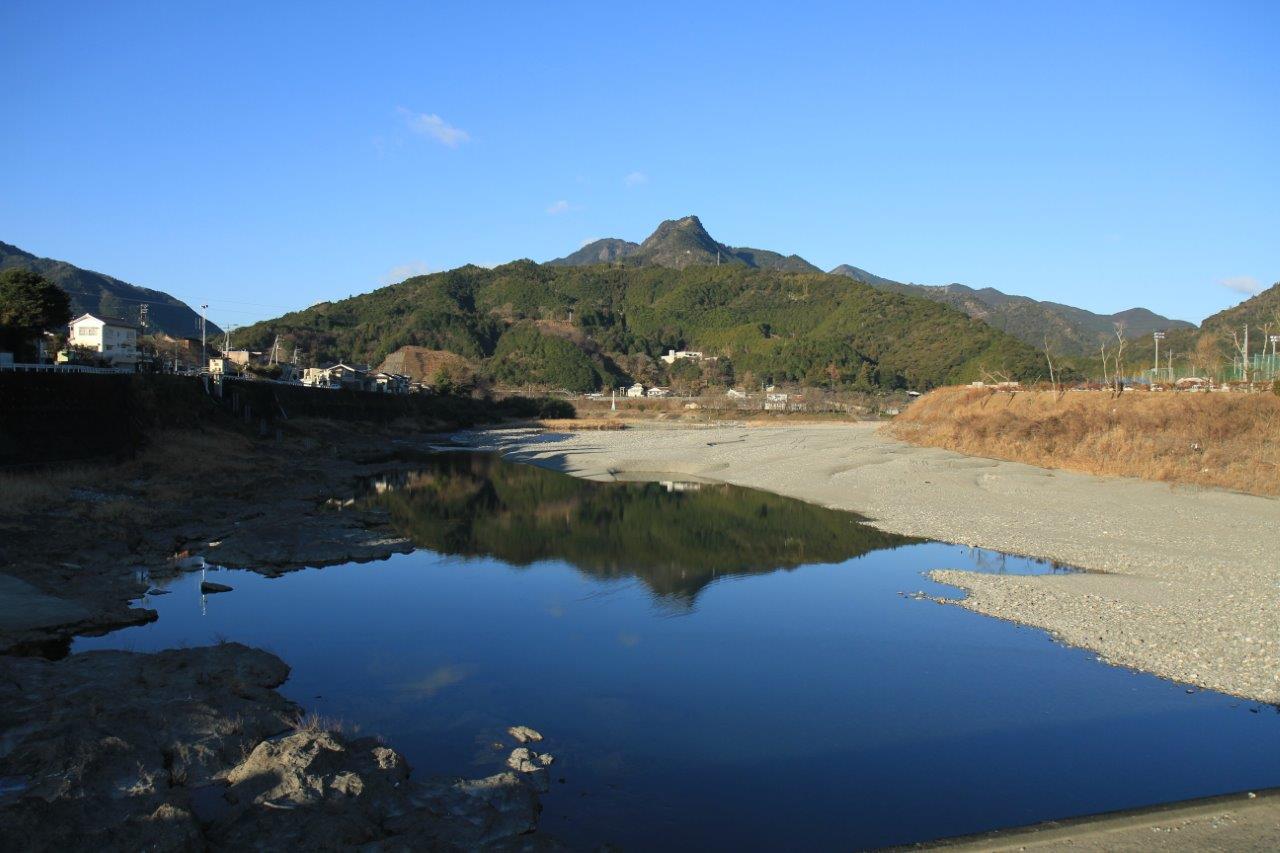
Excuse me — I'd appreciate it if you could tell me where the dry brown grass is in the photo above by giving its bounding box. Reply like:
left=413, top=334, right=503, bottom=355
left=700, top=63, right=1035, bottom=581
left=0, top=465, right=95, bottom=514
left=891, top=386, right=1280, bottom=497
left=537, top=417, right=627, bottom=431
left=0, top=427, right=258, bottom=520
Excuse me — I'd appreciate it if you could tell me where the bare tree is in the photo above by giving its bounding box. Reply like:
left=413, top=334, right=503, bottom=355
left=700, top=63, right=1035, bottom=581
left=1111, top=321, right=1128, bottom=395
left=1043, top=335, right=1063, bottom=398
left=1261, top=320, right=1276, bottom=381
left=1194, top=332, right=1222, bottom=381
left=1230, top=324, right=1251, bottom=385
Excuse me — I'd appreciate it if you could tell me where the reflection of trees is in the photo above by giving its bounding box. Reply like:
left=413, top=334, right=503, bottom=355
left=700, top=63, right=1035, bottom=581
left=369, top=453, right=920, bottom=604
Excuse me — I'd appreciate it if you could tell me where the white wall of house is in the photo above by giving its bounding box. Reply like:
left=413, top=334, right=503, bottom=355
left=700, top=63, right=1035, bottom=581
left=68, top=315, right=139, bottom=365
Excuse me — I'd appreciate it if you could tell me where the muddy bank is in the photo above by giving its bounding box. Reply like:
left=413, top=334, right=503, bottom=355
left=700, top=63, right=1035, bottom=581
left=0, top=642, right=555, bottom=851
left=473, top=423, right=1280, bottom=705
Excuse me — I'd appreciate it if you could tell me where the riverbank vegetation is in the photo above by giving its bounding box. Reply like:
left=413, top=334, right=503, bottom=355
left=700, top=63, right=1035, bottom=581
left=891, top=386, right=1280, bottom=497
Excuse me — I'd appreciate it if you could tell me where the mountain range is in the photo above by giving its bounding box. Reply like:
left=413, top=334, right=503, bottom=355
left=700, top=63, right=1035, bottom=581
left=0, top=241, right=219, bottom=337
left=551, top=215, right=1194, bottom=356
left=237, top=256, right=1044, bottom=392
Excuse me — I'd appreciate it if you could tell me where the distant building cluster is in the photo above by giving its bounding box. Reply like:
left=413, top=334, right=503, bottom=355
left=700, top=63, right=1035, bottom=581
left=624, top=383, right=673, bottom=398
left=299, top=363, right=409, bottom=394
left=301, top=363, right=413, bottom=394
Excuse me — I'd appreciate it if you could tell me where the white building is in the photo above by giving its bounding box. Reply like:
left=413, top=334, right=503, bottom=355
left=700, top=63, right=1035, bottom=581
left=660, top=349, right=704, bottom=365
left=303, top=363, right=370, bottom=389
left=625, top=383, right=645, bottom=398
left=646, top=386, right=672, bottom=398
left=725, top=388, right=747, bottom=399
left=370, top=371, right=410, bottom=394
left=764, top=392, right=789, bottom=411
left=207, top=356, right=240, bottom=376
left=67, top=314, right=139, bottom=365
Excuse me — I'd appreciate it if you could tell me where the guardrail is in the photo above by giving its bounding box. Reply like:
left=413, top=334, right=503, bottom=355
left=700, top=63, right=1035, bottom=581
left=0, top=362, right=133, bottom=374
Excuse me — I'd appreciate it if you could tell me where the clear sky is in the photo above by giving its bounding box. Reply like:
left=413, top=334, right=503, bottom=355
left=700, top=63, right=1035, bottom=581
left=3, top=1, right=1276, bottom=330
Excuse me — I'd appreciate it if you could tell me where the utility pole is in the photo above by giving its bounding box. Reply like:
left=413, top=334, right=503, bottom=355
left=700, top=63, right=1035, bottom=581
left=1152, top=331, right=1164, bottom=384
left=200, top=304, right=208, bottom=371
left=138, top=304, right=149, bottom=368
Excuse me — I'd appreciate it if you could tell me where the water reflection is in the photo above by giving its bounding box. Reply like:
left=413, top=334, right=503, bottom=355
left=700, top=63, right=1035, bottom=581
left=76, top=453, right=1279, bottom=851
left=364, top=453, right=920, bottom=606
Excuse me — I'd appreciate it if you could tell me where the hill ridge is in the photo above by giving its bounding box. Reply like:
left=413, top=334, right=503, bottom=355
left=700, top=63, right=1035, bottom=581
left=0, top=240, right=220, bottom=337
left=548, top=215, right=1192, bottom=355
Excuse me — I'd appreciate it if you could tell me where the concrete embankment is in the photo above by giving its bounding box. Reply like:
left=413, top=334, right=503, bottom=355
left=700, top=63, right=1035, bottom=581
left=476, top=422, right=1280, bottom=705
left=908, top=787, right=1280, bottom=851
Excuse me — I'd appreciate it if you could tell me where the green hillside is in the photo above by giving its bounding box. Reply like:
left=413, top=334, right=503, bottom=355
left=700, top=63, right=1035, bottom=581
left=1200, top=282, right=1280, bottom=337
left=237, top=260, right=1043, bottom=392
left=829, top=274, right=1195, bottom=356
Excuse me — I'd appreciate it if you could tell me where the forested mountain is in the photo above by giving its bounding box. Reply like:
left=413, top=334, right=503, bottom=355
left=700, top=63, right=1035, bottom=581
left=0, top=241, right=219, bottom=337
left=828, top=264, right=901, bottom=288
left=237, top=260, right=1043, bottom=393
left=828, top=275, right=1193, bottom=356
left=550, top=216, right=1192, bottom=356
left=552, top=238, right=639, bottom=266
left=551, top=216, right=820, bottom=273
left=1199, top=282, right=1280, bottom=336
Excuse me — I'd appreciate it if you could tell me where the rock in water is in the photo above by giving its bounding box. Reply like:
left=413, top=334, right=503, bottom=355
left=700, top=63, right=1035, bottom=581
left=200, top=581, right=233, bottom=594
left=506, top=747, right=553, bottom=792
left=507, top=725, right=543, bottom=743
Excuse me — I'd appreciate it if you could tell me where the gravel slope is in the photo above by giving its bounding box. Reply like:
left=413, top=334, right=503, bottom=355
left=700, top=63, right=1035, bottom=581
left=472, top=422, right=1280, bottom=704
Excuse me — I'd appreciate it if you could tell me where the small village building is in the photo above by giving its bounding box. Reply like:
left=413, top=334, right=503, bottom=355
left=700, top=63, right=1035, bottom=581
left=626, top=383, right=645, bottom=398
left=221, top=349, right=260, bottom=367
left=764, top=392, right=789, bottom=411
left=207, top=356, right=241, bottom=376
left=660, top=349, right=704, bottom=365
left=370, top=371, right=410, bottom=394
left=303, top=363, right=371, bottom=390
left=646, top=386, right=672, bottom=398
left=725, top=388, right=747, bottom=399
left=67, top=314, right=140, bottom=366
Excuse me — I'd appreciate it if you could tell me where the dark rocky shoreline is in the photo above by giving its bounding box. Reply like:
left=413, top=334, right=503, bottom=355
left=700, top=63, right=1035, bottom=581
left=0, top=420, right=563, bottom=850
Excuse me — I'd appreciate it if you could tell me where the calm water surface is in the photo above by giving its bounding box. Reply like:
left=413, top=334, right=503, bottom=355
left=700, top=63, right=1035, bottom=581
left=76, top=453, right=1279, bottom=850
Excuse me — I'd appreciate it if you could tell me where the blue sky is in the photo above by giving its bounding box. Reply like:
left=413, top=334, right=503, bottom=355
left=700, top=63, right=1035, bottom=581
left=2, top=1, right=1276, bottom=330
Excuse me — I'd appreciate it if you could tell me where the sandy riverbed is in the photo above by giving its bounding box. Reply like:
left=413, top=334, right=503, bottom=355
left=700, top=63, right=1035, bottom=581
left=473, top=421, right=1280, bottom=705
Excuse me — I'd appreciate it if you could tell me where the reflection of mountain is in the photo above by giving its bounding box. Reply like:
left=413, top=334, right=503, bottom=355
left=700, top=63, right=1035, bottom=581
left=370, top=453, right=919, bottom=604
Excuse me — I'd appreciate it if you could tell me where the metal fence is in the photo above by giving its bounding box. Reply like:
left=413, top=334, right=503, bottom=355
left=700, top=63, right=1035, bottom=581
left=0, top=362, right=133, bottom=375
